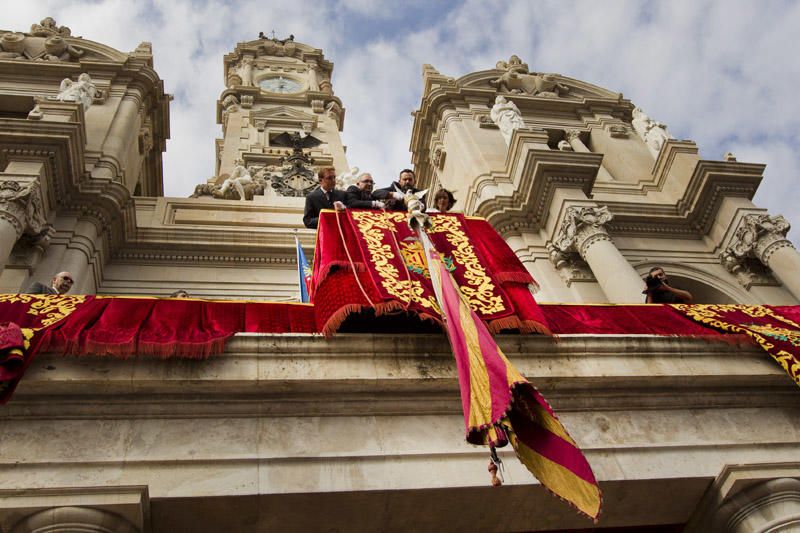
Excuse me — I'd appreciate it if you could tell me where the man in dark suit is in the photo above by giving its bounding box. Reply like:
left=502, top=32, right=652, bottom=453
left=26, top=271, right=75, bottom=295
left=303, top=167, right=347, bottom=229
left=373, top=169, right=423, bottom=211
left=344, top=172, right=385, bottom=209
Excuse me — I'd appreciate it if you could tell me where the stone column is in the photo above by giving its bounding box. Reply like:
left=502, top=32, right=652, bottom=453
left=721, top=213, right=800, bottom=301
left=0, top=180, right=48, bottom=276
left=565, top=129, right=616, bottom=181
left=547, top=205, right=643, bottom=303
left=59, top=219, right=98, bottom=294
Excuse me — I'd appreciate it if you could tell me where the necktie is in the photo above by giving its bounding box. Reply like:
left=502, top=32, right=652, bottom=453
left=326, top=191, right=332, bottom=205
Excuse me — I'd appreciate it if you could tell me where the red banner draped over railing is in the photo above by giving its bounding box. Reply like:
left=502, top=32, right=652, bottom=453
left=312, top=209, right=550, bottom=336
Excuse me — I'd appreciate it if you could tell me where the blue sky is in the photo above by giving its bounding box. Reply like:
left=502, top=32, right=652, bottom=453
left=5, top=1, right=800, bottom=232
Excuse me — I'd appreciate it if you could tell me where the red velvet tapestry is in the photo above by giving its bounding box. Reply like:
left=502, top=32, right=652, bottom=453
left=0, top=295, right=316, bottom=404
left=0, top=294, right=91, bottom=404
left=312, top=209, right=550, bottom=336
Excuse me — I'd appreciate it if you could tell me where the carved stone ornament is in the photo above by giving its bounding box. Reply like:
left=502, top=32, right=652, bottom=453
left=325, top=100, right=342, bottom=123
left=29, top=17, right=72, bottom=37
left=0, top=180, right=48, bottom=240
left=631, top=107, right=672, bottom=153
left=477, top=115, right=498, bottom=129
left=607, top=124, right=630, bottom=138
left=489, top=55, right=569, bottom=97
left=55, top=73, right=99, bottom=111
left=489, top=95, right=525, bottom=145
left=138, top=127, right=153, bottom=155
left=0, top=20, right=84, bottom=63
left=724, top=151, right=737, bottom=162
left=720, top=213, right=793, bottom=277
left=557, top=140, right=573, bottom=152
left=191, top=165, right=276, bottom=201
left=270, top=141, right=318, bottom=198
left=0, top=32, right=26, bottom=60
left=547, top=206, right=614, bottom=268
left=259, top=32, right=297, bottom=58
left=432, top=147, right=446, bottom=169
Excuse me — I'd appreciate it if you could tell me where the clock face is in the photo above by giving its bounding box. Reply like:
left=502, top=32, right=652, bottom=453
left=259, top=76, right=303, bottom=94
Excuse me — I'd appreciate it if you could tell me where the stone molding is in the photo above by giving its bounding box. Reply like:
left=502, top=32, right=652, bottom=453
left=11, top=506, right=140, bottom=533
left=718, top=478, right=800, bottom=533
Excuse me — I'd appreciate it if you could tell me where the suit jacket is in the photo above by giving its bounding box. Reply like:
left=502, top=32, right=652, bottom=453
left=344, top=185, right=375, bottom=209
left=26, top=281, right=58, bottom=295
left=303, top=187, right=347, bottom=229
left=373, top=182, right=425, bottom=211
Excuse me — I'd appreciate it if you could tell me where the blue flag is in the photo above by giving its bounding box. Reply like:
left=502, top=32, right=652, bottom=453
left=295, top=236, right=312, bottom=303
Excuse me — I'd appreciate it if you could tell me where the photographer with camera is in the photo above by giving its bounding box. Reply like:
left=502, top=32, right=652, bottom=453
left=643, top=267, right=693, bottom=304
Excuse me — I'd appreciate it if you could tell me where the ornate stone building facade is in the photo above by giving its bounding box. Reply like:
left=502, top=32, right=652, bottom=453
left=1, top=21, right=799, bottom=533
left=410, top=56, right=800, bottom=306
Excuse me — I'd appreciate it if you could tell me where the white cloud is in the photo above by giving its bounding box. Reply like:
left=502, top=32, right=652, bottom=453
left=4, top=1, right=799, bottom=238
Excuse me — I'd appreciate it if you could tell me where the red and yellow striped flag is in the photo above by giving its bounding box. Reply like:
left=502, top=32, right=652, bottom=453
left=422, top=232, right=602, bottom=521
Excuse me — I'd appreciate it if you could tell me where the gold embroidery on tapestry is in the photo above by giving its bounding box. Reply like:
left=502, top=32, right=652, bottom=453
left=350, top=211, right=440, bottom=312
left=672, top=304, right=800, bottom=385
left=429, top=216, right=506, bottom=314
left=0, top=294, right=87, bottom=327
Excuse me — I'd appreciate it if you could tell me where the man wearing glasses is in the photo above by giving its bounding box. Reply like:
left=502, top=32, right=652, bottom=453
left=26, top=271, right=75, bottom=295
left=344, top=173, right=385, bottom=209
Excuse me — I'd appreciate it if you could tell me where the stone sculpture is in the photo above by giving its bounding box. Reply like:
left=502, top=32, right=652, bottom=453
left=0, top=33, right=26, bottom=59
left=41, top=35, right=83, bottom=62
left=29, top=17, right=72, bottom=37
left=631, top=107, right=672, bottom=153
left=489, top=55, right=569, bottom=97
left=56, top=73, right=98, bottom=111
left=490, top=95, right=526, bottom=145
left=214, top=160, right=253, bottom=201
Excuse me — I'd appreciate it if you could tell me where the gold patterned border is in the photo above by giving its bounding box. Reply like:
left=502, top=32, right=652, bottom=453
left=0, top=294, right=88, bottom=327
left=672, top=304, right=800, bottom=386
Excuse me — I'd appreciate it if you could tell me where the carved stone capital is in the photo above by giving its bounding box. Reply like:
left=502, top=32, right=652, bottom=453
left=721, top=213, right=792, bottom=272
left=565, top=129, right=582, bottom=142
left=0, top=180, right=47, bottom=239
left=549, top=206, right=613, bottom=262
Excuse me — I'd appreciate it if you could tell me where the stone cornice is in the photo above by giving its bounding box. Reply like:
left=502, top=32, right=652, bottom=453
left=469, top=134, right=601, bottom=236
left=602, top=158, right=764, bottom=238
left=10, top=333, right=796, bottom=418
left=0, top=116, right=137, bottom=260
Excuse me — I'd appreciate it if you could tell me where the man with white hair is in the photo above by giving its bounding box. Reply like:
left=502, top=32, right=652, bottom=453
left=344, top=173, right=385, bottom=209
left=26, top=271, right=75, bottom=295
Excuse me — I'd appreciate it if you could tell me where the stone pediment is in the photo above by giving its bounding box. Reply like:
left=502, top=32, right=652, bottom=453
left=458, top=69, right=621, bottom=100
left=250, top=106, right=317, bottom=131
left=0, top=31, right=129, bottom=64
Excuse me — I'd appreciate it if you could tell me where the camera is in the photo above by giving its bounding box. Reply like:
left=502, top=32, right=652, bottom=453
left=645, top=275, right=663, bottom=291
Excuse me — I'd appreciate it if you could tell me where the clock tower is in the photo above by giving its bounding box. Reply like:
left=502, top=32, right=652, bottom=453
left=208, top=34, right=348, bottom=198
